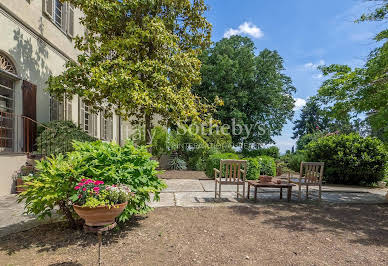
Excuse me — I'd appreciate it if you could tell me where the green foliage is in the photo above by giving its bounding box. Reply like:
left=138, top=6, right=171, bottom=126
left=73, top=180, right=133, bottom=208
left=205, top=153, right=239, bottom=178
left=36, top=120, right=95, bottom=155
left=168, top=157, right=187, bottom=170
left=296, top=132, right=324, bottom=151
left=281, top=152, right=307, bottom=172
left=194, top=35, right=295, bottom=145
left=242, top=146, right=280, bottom=158
left=47, top=0, right=217, bottom=144
left=317, top=3, right=388, bottom=143
left=257, top=156, right=276, bottom=176
left=18, top=141, right=166, bottom=227
left=305, top=134, right=387, bottom=185
left=244, top=157, right=261, bottom=180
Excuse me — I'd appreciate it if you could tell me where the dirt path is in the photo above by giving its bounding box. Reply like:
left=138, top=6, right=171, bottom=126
left=1, top=204, right=387, bottom=265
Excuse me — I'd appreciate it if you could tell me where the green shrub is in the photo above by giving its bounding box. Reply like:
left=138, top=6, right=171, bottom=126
left=296, top=132, right=324, bottom=151
left=18, top=141, right=166, bottom=228
left=36, top=120, right=96, bottom=155
left=205, top=152, right=239, bottom=178
left=305, top=133, right=387, bottom=185
left=242, top=146, right=280, bottom=158
left=244, top=157, right=261, bottom=180
left=168, top=157, right=187, bottom=170
left=257, top=156, right=276, bottom=176
left=281, top=151, right=307, bottom=172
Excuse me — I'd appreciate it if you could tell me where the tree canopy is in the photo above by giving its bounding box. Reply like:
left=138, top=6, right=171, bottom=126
left=48, top=0, right=217, bottom=142
left=193, top=35, right=295, bottom=146
left=317, top=2, right=388, bottom=143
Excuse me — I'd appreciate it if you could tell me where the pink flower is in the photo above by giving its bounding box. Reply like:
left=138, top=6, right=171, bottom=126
left=74, top=186, right=81, bottom=190
left=93, top=187, right=100, bottom=192
left=82, top=187, right=87, bottom=191
left=78, top=195, right=82, bottom=198
left=81, top=178, right=86, bottom=182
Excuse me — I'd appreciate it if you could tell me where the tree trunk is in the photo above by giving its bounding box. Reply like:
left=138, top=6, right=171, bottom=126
left=58, top=200, right=78, bottom=229
left=145, top=113, right=153, bottom=153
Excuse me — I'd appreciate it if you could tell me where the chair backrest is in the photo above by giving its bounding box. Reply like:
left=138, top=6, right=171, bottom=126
left=219, top=159, right=247, bottom=182
left=300, top=162, right=324, bottom=184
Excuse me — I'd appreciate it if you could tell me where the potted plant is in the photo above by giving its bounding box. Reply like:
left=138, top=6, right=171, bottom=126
left=16, top=173, right=33, bottom=194
left=72, top=179, right=134, bottom=226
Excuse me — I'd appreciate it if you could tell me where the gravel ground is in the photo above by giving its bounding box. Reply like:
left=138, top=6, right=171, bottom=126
left=0, top=204, right=387, bottom=265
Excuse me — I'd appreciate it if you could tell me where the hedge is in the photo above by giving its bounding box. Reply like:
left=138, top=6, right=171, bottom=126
left=305, top=133, right=387, bottom=185
left=244, top=157, right=261, bottom=180
left=205, top=153, right=239, bottom=178
left=257, top=156, right=276, bottom=176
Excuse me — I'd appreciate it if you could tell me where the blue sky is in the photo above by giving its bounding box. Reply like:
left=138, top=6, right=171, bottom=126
left=204, top=0, right=384, bottom=153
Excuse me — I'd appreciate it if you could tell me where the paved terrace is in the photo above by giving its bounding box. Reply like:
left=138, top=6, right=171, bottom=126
left=150, top=179, right=388, bottom=208
left=1, top=178, right=387, bottom=237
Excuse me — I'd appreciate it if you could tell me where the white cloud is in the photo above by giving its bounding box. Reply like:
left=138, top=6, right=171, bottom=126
left=293, top=98, right=306, bottom=110
left=303, top=60, right=325, bottom=70
left=224, top=22, right=264, bottom=39
left=313, top=73, right=323, bottom=79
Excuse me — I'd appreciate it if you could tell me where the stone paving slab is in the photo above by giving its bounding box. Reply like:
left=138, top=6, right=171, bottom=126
left=162, top=179, right=204, bottom=192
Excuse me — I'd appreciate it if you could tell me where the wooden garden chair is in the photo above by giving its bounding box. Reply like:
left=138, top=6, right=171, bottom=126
left=214, top=159, right=247, bottom=200
left=288, top=162, right=324, bottom=201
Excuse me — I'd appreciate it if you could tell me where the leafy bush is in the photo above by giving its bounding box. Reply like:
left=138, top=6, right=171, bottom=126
left=244, top=157, right=261, bottom=180
left=205, top=152, right=239, bottom=178
left=242, top=146, right=280, bottom=158
left=257, top=156, right=276, bottom=176
left=168, top=157, right=187, bottom=170
left=36, top=120, right=96, bottom=155
left=305, top=133, right=387, bottom=185
left=19, top=141, right=166, bottom=228
left=281, top=151, right=307, bottom=172
left=296, top=132, right=324, bottom=151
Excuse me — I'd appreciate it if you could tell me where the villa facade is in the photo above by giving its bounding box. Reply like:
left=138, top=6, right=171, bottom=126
left=0, top=0, right=134, bottom=155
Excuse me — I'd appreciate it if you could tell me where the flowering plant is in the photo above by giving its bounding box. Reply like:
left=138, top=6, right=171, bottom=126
left=71, top=178, right=134, bottom=208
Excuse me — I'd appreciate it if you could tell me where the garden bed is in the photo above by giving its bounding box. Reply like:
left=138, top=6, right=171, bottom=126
left=1, top=204, right=387, bottom=265
left=157, top=170, right=210, bottom=180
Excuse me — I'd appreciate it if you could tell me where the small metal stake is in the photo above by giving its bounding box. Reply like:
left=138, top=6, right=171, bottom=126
left=98, top=231, right=102, bottom=266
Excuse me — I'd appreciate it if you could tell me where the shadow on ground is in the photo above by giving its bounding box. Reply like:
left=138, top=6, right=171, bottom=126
left=230, top=203, right=388, bottom=247
left=0, top=216, right=145, bottom=256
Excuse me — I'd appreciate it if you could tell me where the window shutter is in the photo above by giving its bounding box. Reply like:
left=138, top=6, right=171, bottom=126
left=43, top=0, right=53, bottom=18
left=67, top=4, right=75, bottom=37
left=62, top=2, right=67, bottom=32
left=66, top=99, right=72, bottom=121
left=80, top=100, right=85, bottom=130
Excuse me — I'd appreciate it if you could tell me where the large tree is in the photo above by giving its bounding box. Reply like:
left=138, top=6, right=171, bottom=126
left=48, top=0, right=215, bottom=144
left=193, top=35, right=295, bottom=146
left=317, top=2, right=388, bottom=142
left=292, top=97, right=360, bottom=139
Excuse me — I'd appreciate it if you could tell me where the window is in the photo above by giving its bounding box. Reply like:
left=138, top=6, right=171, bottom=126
left=80, top=100, right=97, bottom=137
left=100, top=110, right=113, bottom=141
left=0, top=53, right=16, bottom=152
left=49, top=96, right=64, bottom=121
left=43, top=0, right=74, bottom=36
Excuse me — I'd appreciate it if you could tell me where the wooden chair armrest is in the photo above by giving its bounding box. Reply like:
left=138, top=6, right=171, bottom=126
left=214, top=168, right=220, bottom=179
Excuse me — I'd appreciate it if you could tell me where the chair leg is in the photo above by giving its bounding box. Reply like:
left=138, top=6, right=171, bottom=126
left=319, top=184, right=322, bottom=201
left=298, top=184, right=302, bottom=201
left=219, top=182, right=222, bottom=198
left=243, top=182, right=246, bottom=200
left=214, top=180, right=217, bottom=199
left=237, top=184, right=239, bottom=199
left=306, top=185, right=309, bottom=199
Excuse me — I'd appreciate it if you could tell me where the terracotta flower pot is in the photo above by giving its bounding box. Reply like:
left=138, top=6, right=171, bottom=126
left=16, top=178, right=26, bottom=194
left=73, top=202, right=127, bottom=226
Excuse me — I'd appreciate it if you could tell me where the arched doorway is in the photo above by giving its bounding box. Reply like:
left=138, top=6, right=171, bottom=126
left=0, top=53, right=17, bottom=152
